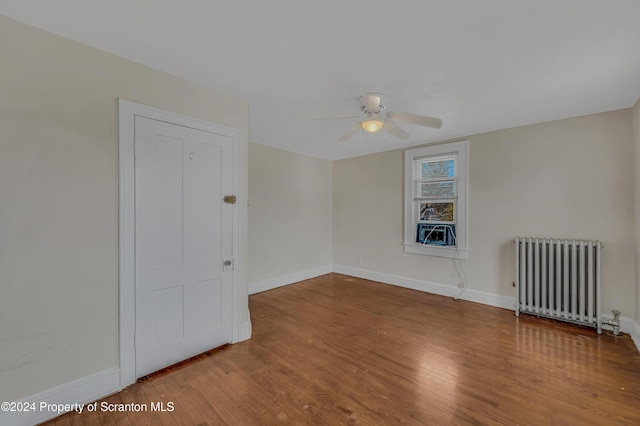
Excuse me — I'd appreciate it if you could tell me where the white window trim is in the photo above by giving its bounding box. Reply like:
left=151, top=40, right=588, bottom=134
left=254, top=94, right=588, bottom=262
left=404, top=140, right=469, bottom=259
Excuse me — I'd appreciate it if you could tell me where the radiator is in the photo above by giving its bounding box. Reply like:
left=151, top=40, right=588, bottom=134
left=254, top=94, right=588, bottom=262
left=514, top=238, right=603, bottom=334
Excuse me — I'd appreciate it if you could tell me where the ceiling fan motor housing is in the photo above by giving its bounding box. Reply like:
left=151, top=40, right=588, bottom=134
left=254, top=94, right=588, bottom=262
left=360, top=93, right=387, bottom=115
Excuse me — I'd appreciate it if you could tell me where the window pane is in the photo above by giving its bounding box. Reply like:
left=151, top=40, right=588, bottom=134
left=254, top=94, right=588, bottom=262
left=419, top=202, right=454, bottom=222
left=421, top=180, right=455, bottom=197
left=421, top=159, right=454, bottom=179
left=416, top=223, right=456, bottom=246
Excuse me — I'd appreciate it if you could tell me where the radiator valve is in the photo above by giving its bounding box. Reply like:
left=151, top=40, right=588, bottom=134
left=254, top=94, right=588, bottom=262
left=602, top=310, right=621, bottom=336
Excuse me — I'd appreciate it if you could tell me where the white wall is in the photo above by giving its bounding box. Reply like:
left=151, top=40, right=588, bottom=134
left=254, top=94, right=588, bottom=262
left=0, top=16, right=249, bottom=402
left=248, top=143, right=332, bottom=293
left=334, top=110, right=636, bottom=318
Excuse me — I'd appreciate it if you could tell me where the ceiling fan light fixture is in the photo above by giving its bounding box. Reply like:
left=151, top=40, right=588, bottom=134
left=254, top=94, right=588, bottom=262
left=360, top=118, right=384, bottom=133
left=317, top=92, right=442, bottom=141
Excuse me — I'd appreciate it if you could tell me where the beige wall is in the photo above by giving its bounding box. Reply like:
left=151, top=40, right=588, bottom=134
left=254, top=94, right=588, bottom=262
left=633, top=98, right=640, bottom=325
left=334, top=109, right=635, bottom=318
left=0, top=16, right=249, bottom=401
left=248, top=143, right=332, bottom=290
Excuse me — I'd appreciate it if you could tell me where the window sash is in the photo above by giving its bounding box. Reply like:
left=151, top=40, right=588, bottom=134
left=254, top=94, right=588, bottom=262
left=418, top=180, right=456, bottom=198
left=415, top=155, right=457, bottom=199
left=416, top=155, right=457, bottom=180
left=415, top=155, right=457, bottom=225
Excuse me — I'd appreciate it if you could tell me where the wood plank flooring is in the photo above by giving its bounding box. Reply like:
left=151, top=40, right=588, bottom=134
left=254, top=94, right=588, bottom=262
left=42, top=273, right=640, bottom=425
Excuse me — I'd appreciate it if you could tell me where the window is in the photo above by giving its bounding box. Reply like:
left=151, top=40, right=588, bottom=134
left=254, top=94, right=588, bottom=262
left=404, top=141, right=469, bottom=259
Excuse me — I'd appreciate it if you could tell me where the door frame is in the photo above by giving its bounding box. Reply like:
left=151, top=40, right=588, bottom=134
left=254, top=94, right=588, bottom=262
left=118, top=99, right=241, bottom=387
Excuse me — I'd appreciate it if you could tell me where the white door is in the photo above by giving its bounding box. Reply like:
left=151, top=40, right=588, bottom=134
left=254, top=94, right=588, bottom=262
left=134, top=116, right=234, bottom=377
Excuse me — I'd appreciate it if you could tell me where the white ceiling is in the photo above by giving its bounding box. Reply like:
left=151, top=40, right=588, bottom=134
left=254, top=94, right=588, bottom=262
left=2, top=1, right=640, bottom=160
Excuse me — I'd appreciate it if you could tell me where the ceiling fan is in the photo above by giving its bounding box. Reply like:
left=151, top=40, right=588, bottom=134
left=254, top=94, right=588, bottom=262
left=312, top=93, right=442, bottom=141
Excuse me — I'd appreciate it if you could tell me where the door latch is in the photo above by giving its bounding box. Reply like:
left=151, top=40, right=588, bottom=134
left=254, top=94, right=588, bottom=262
left=223, top=195, right=237, bottom=204
left=223, top=259, right=234, bottom=271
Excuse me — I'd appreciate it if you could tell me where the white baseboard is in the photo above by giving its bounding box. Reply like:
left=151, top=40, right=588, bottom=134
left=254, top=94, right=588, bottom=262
left=629, top=319, right=640, bottom=352
left=0, top=367, right=121, bottom=426
left=334, top=265, right=640, bottom=354
left=249, top=264, right=333, bottom=295
left=6, top=318, right=253, bottom=426
left=333, top=264, right=515, bottom=310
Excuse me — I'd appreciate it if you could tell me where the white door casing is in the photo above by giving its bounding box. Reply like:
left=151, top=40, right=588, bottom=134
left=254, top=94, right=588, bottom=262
left=118, top=99, right=242, bottom=387
left=134, top=116, right=233, bottom=377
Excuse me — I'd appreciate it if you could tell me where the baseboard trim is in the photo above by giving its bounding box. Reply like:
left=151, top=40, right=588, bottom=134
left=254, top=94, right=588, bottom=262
left=333, top=264, right=515, bottom=311
left=249, top=264, right=333, bottom=295
left=0, top=367, right=121, bottom=426
left=334, top=265, right=640, bottom=353
left=630, top=319, right=640, bottom=352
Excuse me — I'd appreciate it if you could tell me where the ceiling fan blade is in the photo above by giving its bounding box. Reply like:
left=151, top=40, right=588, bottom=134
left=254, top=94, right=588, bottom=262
left=339, top=123, right=361, bottom=141
left=385, top=120, right=409, bottom=140
left=310, top=114, right=361, bottom=121
left=389, top=111, right=443, bottom=129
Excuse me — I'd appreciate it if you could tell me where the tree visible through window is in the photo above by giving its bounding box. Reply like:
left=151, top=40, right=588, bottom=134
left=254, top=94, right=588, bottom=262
left=419, top=203, right=454, bottom=222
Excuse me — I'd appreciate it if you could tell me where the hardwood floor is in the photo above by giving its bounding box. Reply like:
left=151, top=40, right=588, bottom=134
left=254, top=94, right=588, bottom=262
left=43, top=273, right=640, bottom=425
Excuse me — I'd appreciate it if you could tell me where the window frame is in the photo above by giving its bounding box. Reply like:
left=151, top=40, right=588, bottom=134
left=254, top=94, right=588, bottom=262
left=404, top=140, right=469, bottom=259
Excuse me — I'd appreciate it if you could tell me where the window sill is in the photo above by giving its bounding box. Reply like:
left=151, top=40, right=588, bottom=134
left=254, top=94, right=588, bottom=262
left=403, top=243, right=469, bottom=260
